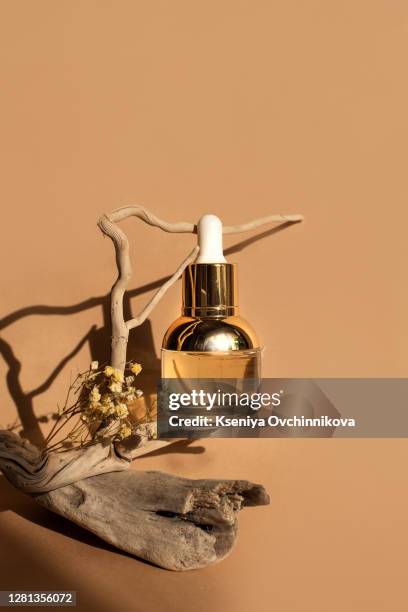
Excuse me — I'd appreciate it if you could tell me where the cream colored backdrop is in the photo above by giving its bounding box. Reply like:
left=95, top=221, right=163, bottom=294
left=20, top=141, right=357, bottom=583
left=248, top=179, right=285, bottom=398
left=0, top=2, right=407, bottom=611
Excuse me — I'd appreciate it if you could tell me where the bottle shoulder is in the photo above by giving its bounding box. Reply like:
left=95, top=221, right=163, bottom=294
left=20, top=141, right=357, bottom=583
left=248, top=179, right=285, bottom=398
left=162, top=315, right=260, bottom=352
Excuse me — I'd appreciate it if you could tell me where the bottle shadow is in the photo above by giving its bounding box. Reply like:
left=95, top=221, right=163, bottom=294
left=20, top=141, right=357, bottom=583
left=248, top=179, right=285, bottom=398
left=0, top=221, right=300, bottom=450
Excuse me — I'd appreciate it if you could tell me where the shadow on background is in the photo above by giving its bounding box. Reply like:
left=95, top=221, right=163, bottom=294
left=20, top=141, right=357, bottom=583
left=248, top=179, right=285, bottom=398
left=0, top=221, right=300, bottom=448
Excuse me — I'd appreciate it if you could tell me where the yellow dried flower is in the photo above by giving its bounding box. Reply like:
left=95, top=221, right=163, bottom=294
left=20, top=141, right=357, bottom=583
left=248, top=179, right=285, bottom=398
left=112, top=368, right=124, bottom=383
left=118, top=424, right=132, bottom=439
left=90, top=361, right=99, bottom=371
left=125, top=386, right=141, bottom=403
left=104, top=366, right=114, bottom=377
left=90, top=385, right=101, bottom=403
left=115, top=403, right=129, bottom=418
left=130, top=363, right=142, bottom=376
left=109, top=381, right=122, bottom=394
left=101, top=394, right=114, bottom=407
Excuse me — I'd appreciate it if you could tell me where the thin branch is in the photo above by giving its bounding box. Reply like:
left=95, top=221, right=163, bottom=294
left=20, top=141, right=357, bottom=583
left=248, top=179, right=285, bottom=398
left=107, top=206, right=195, bottom=233
left=98, top=214, right=131, bottom=370
left=223, top=213, right=304, bottom=234
left=98, top=204, right=303, bottom=372
left=126, top=246, right=199, bottom=331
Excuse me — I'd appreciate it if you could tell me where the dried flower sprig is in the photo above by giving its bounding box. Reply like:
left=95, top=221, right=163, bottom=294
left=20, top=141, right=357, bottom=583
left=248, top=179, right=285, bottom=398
left=42, top=361, right=146, bottom=455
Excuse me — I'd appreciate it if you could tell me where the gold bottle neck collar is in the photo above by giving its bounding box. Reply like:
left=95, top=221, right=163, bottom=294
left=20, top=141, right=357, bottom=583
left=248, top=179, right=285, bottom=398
left=182, top=263, right=238, bottom=318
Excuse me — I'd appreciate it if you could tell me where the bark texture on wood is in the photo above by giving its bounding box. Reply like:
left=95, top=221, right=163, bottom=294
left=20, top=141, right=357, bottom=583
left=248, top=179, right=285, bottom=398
left=0, top=430, right=129, bottom=493
left=35, top=470, right=269, bottom=571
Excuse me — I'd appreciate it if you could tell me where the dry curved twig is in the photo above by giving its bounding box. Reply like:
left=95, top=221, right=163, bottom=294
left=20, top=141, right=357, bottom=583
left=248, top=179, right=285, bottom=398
left=98, top=205, right=303, bottom=370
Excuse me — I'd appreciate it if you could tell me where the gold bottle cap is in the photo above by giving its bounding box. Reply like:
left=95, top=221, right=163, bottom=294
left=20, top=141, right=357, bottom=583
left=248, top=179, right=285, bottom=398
left=182, top=263, right=238, bottom=317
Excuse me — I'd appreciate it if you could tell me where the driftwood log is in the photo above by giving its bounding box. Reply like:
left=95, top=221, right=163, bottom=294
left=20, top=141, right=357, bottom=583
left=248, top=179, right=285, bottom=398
left=0, top=430, right=269, bottom=570
left=36, top=472, right=268, bottom=571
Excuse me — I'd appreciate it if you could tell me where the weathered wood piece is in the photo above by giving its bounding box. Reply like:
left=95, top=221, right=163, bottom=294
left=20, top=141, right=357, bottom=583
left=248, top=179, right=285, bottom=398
left=35, top=470, right=269, bottom=571
left=0, top=430, right=269, bottom=570
left=0, top=430, right=129, bottom=493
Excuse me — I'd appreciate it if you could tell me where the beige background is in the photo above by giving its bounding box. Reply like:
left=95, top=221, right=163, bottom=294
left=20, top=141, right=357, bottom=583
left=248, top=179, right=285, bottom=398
left=0, top=1, right=407, bottom=611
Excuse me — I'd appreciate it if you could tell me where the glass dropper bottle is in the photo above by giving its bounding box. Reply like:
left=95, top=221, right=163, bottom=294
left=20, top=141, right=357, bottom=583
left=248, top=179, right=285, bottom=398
left=161, top=214, right=261, bottom=380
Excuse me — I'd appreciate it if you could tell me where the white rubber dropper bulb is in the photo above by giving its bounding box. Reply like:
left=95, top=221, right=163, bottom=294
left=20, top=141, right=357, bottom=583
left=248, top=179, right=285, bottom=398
left=196, top=214, right=227, bottom=263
